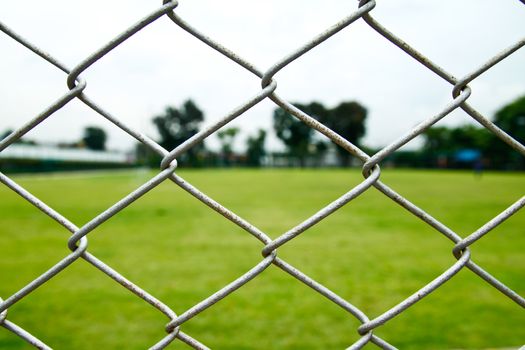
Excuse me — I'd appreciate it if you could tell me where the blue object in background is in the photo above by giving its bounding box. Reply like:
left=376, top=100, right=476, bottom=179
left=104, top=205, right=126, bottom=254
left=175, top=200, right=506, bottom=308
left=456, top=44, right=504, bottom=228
left=454, top=149, right=481, bottom=162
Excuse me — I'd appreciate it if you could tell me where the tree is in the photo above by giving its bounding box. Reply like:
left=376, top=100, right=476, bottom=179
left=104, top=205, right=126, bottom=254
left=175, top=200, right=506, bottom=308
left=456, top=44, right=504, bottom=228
left=273, top=105, right=315, bottom=167
left=82, top=126, right=107, bottom=151
left=153, top=99, right=205, bottom=166
left=317, top=101, right=367, bottom=166
left=422, top=125, right=490, bottom=168
left=422, top=126, right=453, bottom=155
left=273, top=101, right=367, bottom=167
left=487, top=95, right=525, bottom=169
left=450, top=125, right=490, bottom=151
left=1, top=129, right=12, bottom=141
left=494, top=95, right=525, bottom=143
left=246, top=129, right=267, bottom=167
left=217, top=127, right=240, bottom=166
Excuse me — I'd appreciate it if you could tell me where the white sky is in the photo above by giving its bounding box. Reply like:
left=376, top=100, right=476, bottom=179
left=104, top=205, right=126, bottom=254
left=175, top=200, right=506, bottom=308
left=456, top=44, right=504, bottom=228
left=0, top=0, right=524, bottom=153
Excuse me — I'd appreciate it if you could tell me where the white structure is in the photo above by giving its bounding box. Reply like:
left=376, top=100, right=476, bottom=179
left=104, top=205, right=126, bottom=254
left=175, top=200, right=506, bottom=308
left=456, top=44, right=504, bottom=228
left=0, top=144, right=132, bottom=164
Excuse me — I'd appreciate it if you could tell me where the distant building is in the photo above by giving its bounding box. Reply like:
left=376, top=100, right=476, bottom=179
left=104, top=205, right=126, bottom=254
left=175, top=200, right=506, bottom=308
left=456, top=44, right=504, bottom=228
left=0, top=144, right=135, bottom=173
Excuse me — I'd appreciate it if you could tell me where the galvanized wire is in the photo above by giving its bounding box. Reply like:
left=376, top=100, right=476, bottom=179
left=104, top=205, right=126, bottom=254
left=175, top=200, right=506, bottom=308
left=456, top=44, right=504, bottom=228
left=0, top=1, right=524, bottom=349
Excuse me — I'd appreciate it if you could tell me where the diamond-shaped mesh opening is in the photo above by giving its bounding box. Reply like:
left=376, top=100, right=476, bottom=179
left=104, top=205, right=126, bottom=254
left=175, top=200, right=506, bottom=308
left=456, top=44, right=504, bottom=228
left=178, top=166, right=372, bottom=234
left=278, top=188, right=452, bottom=298
left=89, top=177, right=265, bottom=297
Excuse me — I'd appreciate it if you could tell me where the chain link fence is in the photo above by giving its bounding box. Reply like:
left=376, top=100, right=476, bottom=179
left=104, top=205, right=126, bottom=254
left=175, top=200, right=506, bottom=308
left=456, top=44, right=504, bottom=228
left=0, top=1, right=524, bottom=349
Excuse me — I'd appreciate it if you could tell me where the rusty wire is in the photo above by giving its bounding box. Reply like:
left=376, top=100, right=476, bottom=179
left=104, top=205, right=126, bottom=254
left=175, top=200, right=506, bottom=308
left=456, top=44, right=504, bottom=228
left=0, top=1, right=524, bottom=349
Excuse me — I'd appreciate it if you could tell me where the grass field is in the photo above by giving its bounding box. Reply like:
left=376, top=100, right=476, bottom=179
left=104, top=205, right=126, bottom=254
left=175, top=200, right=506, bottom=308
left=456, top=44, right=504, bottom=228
left=0, top=168, right=523, bottom=349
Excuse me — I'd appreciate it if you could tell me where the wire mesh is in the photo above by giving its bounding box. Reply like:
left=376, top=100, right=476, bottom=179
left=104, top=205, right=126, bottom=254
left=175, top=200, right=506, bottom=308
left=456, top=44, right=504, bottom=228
left=0, top=1, right=524, bottom=349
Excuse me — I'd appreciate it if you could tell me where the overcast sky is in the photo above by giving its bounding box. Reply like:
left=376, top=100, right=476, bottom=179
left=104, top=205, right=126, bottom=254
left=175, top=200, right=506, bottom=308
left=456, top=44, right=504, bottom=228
left=0, top=0, right=524, bottom=153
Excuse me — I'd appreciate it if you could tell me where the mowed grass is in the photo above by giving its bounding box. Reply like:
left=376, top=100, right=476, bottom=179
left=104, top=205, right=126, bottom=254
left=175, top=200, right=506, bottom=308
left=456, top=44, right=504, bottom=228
left=0, top=168, right=523, bottom=349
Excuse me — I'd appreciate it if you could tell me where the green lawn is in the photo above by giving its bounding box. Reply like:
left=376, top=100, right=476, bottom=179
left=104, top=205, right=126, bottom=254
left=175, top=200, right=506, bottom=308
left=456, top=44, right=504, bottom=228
left=0, top=169, right=523, bottom=349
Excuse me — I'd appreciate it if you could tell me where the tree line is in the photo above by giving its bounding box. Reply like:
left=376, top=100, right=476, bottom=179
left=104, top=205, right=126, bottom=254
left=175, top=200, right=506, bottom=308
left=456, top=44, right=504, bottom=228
left=136, top=99, right=368, bottom=168
left=136, top=100, right=270, bottom=167
left=2, top=94, right=524, bottom=170
left=138, top=95, right=524, bottom=170
left=391, top=95, right=525, bottom=170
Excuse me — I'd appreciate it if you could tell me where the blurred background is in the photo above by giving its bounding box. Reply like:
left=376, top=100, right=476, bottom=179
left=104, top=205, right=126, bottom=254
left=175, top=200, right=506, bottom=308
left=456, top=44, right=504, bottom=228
left=0, top=0, right=524, bottom=173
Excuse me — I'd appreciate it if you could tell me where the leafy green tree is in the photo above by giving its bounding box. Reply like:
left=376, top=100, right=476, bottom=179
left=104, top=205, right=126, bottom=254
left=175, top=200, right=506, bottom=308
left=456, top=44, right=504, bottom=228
left=450, top=125, right=490, bottom=151
left=421, top=126, right=450, bottom=168
left=273, top=106, right=314, bottom=167
left=422, top=125, right=490, bottom=167
left=273, top=101, right=367, bottom=167
left=422, top=126, right=453, bottom=154
left=423, top=125, right=489, bottom=152
left=318, top=101, right=367, bottom=166
left=246, top=129, right=267, bottom=167
left=494, top=95, right=525, bottom=143
left=82, top=126, right=107, bottom=151
left=488, top=95, right=525, bottom=169
left=217, top=127, right=240, bottom=166
left=153, top=99, right=205, bottom=166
